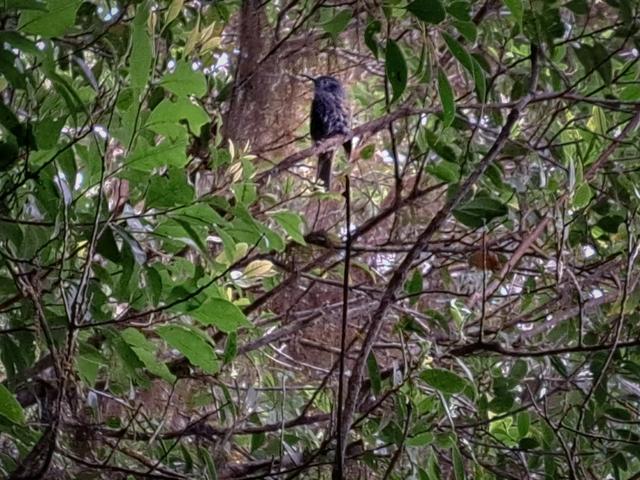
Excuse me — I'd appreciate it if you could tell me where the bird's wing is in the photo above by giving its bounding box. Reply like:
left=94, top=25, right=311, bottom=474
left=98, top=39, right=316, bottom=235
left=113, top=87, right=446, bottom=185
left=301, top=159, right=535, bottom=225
left=310, top=96, right=328, bottom=141
left=325, top=94, right=350, bottom=137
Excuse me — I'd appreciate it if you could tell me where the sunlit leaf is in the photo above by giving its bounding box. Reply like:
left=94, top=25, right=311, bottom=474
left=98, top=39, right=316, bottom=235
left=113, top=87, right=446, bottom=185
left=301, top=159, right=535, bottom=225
left=157, top=325, right=218, bottom=374
left=573, top=183, right=592, bottom=209
left=244, top=259, right=275, bottom=278
left=191, top=298, right=252, bottom=333
left=272, top=211, right=306, bottom=245
left=421, top=368, right=467, bottom=394
left=161, top=60, right=207, bottom=98
left=0, top=385, right=24, bottom=425
left=19, top=0, right=81, bottom=37
left=129, top=2, right=153, bottom=92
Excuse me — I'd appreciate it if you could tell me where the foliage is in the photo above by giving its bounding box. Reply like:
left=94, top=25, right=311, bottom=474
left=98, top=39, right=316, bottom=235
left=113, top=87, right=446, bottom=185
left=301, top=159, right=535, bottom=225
left=1, top=0, right=640, bottom=478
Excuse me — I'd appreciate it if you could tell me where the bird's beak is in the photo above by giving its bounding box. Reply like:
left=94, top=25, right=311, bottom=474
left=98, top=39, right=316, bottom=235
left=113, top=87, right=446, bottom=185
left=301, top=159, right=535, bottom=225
left=301, top=74, right=316, bottom=83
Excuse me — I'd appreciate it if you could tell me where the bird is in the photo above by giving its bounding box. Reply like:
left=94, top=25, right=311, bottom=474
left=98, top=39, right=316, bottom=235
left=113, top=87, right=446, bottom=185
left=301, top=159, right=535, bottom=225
left=304, top=75, right=351, bottom=189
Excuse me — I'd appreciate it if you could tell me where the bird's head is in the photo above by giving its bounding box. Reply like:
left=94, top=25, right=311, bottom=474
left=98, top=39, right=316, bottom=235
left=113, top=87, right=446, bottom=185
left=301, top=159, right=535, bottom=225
left=302, top=75, right=345, bottom=95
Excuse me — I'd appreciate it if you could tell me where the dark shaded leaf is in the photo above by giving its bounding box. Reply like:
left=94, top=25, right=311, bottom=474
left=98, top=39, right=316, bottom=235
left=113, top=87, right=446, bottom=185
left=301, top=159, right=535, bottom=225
left=364, top=20, right=381, bottom=59
left=386, top=40, right=408, bottom=102
left=407, top=0, right=446, bottom=24
left=437, top=69, right=455, bottom=127
left=453, top=197, right=508, bottom=228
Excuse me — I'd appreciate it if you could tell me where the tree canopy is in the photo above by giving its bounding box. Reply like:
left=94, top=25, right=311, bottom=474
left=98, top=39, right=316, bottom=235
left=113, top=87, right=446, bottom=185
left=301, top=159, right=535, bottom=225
left=1, top=0, right=640, bottom=478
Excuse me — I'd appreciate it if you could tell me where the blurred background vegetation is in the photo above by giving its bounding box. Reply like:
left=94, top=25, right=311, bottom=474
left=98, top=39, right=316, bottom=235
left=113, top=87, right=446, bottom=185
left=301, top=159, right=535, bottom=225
left=1, top=0, right=640, bottom=478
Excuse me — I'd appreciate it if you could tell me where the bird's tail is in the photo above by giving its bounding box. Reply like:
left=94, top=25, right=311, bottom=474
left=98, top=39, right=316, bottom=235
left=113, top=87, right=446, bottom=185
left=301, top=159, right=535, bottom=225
left=317, top=151, right=333, bottom=189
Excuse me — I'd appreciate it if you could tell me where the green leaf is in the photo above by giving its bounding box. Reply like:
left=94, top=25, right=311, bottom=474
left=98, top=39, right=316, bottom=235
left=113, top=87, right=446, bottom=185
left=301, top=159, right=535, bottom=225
left=145, top=267, right=163, bottom=306
left=129, top=137, right=189, bottom=170
left=96, top=227, right=121, bottom=264
left=0, top=31, right=39, bottom=54
left=404, top=268, right=423, bottom=298
left=7, top=0, right=47, bottom=10
left=591, top=42, right=613, bottom=85
left=272, top=211, right=306, bottom=245
left=146, top=98, right=210, bottom=138
left=621, top=85, right=640, bottom=101
left=419, top=128, right=457, bottom=161
left=0, top=50, right=27, bottom=90
left=367, top=352, right=382, bottom=395
left=597, top=215, right=624, bottom=234
left=574, top=44, right=612, bottom=86
left=34, top=117, right=65, bottom=150
left=198, top=446, right=218, bottom=479
left=364, top=20, right=381, bottom=59
left=191, top=298, right=252, bottom=333
left=156, top=325, right=218, bottom=374
left=442, top=33, right=486, bottom=101
left=442, top=32, right=473, bottom=72
left=129, top=2, right=153, bottom=92
left=517, top=411, right=530, bottom=438
left=427, top=161, right=460, bottom=183
left=360, top=144, right=375, bottom=159
left=421, top=368, right=467, bottom=394
left=453, top=20, right=477, bottom=43
left=0, top=141, right=19, bottom=171
left=566, top=0, right=588, bottom=14
left=0, top=102, right=23, bottom=140
left=131, top=346, right=177, bottom=383
left=406, top=432, right=435, bottom=447
left=489, top=391, right=514, bottom=413
left=453, top=197, right=508, bottom=228
left=447, top=1, right=471, bottom=21
left=164, top=0, right=184, bottom=27
left=519, top=436, right=539, bottom=449
left=511, top=359, right=527, bottom=380
left=586, top=105, right=607, bottom=137
left=223, top=332, right=237, bottom=364
left=471, top=58, right=486, bottom=101
left=44, top=69, right=85, bottom=120
left=174, top=218, right=209, bottom=255
left=120, top=328, right=176, bottom=383
left=76, top=343, right=106, bottom=386
left=19, top=0, right=81, bottom=37
left=573, top=183, right=592, bottom=209
left=437, top=69, right=455, bottom=127
left=407, top=0, right=446, bottom=24
left=452, top=444, right=466, bottom=480
left=0, top=336, right=31, bottom=383
left=160, top=61, right=207, bottom=98
left=323, top=9, right=351, bottom=40
left=503, top=0, right=523, bottom=29
left=385, top=39, right=408, bottom=103
left=0, top=384, right=25, bottom=425
left=145, top=168, right=194, bottom=207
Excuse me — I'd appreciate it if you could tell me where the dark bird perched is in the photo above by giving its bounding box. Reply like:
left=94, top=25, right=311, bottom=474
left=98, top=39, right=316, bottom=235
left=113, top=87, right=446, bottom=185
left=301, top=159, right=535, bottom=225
left=304, top=75, right=351, bottom=189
